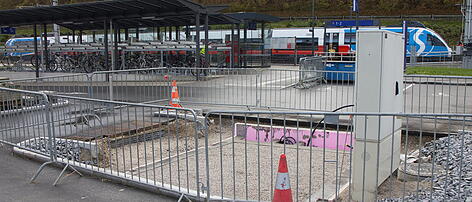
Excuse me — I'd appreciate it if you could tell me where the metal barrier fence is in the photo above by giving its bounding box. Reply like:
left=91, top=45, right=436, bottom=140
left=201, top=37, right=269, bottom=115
left=2, top=87, right=472, bottom=201
left=2, top=68, right=472, bottom=115
left=1, top=67, right=356, bottom=112
left=202, top=111, right=472, bottom=201
left=0, top=87, right=54, bottom=158
left=299, top=56, right=326, bottom=86
left=408, top=51, right=462, bottom=66
left=404, top=75, right=472, bottom=114
left=0, top=87, right=209, bottom=200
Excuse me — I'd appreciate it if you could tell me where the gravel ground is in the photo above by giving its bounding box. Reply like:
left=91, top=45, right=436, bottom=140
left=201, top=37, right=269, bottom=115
left=105, top=118, right=351, bottom=201
left=135, top=139, right=350, bottom=201
left=107, top=119, right=209, bottom=174
left=379, top=131, right=472, bottom=201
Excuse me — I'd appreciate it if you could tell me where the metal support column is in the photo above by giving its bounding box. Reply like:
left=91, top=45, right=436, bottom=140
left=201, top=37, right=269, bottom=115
left=164, top=27, right=167, bottom=41
left=135, top=27, right=139, bottom=42
left=311, top=0, right=316, bottom=56
left=117, top=28, right=121, bottom=43
left=43, top=24, right=49, bottom=71
left=52, top=0, right=59, bottom=44
left=261, top=23, right=265, bottom=67
left=243, top=23, right=248, bottom=67
left=169, top=26, right=172, bottom=41
left=231, top=24, right=235, bottom=68
left=114, top=25, right=119, bottom=71
left=104, top=19, right=109, bottom=70
left=79, top=30, right=83, bottom=44
left=237, top=24, right=241, bottom=67
left=463, top=0, right=472, bottom=68
left=92, top=31, right=96, bottom=43
left=204, top=14, right=209, bottom=68
left=157, top=27, right=161, bottom=41
left=176, top=26, right=180, bottom=41
left=186, top=25, right=190, bottom=41
left=33, top=25, right=39, bottom=78
left=111, top=20, right=115, bottom=71
left=125, top=28, right=129, bottom=42
left=195, top=13, right=201, bottom=68
left=72, top=30, right=76, bottom=43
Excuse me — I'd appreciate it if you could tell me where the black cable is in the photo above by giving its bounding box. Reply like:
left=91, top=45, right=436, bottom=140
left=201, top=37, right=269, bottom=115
left=307, top=104, right=355, bottom=146
left=277, top=104, right=355, bottom=146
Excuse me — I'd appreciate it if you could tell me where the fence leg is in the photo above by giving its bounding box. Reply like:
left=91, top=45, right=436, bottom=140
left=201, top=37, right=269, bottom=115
left=177, top=193, right=192, bottom=202
left=30, top=161, right=54, bottom=183
left=53, top=163, right=83, bottom=186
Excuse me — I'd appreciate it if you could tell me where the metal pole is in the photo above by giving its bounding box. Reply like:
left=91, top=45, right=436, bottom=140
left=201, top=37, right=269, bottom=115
left=323, top=24, right=327, bottom=53
left=231, top=24, right=234, bottom=68
left=169, top=26, right=172, bottom=41
left=157, top=27, right=161, bottom=41
left=52, top=0, right=59, bottom=44
left=114, top=24, right=119, bottom=71
left=204, top=14, right=209, bottom=68
left=261, top=23, right=265, bottom=67
left=79, top=30, right=83, bottom=44
left=195, top=13, right=201, bottom=68
left=237, top=23, right=241, bottom=67
left=109, top=20, right=115, bottom=101
left=312, top=0, right=316, bottom=56
left=463, top=0, right=472, bottom=68
left=403, top=21, right=408, bottom=71
left=355, top=0, right=360, bottom=30
left=186, top=25, right=190, bottom=41
left=104, top=19, right=109, bottom=70
left=164, top=27, right=167, bottom=41
left=110, top=19, right=115, bottom=71
left=92, top=31, right=96, bottom=43
left=118, top=28, right=121, bottom=43
left=125, top=28, right=129, bottom=42
left=244, top=23, right=248, bottom=67
left=34, top=25, right=39, bottom=78
left=135, top=27, right=139, bottom=42
left=43, top=24, right=49, bottom=71
left=176, top=26, right=180, bottom=41
left=72, top=30, right=75, bottom=43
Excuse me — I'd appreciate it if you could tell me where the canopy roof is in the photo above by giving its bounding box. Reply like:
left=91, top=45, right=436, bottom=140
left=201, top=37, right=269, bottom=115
left=0, top=1, right=280, bottom=31
left=59, top=13, right=240, bottom=30
left=0, top=0, right=219, bottom=27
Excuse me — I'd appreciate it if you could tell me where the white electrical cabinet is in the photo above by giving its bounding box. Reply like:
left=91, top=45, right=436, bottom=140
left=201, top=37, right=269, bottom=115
left=355, top=30, right=404, bottom=141
left=352, top=30, right=404, bottom=202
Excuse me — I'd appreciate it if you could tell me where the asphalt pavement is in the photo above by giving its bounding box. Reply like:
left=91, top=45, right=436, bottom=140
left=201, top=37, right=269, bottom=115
left=0, top=147, right=176, bottom=202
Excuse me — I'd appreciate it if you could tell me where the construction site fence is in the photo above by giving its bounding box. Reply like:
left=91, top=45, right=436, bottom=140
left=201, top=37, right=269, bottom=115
left=1, top=67, right=471, bottom=115
left=1, top=86, right=472, bottom=201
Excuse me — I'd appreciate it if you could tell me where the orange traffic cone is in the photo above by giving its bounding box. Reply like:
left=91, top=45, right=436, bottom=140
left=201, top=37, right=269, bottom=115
left=170, top=80, right=183, bottom=108
left=273, top=154, right=293, bottom=202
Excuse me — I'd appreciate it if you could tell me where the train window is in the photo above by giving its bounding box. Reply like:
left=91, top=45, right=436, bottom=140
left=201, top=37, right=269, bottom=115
left=295, top=38, right=319, bottom=50
left=11, top=40, right=34, bottom=46
left=427, top=34, right=446, bottom=47
left=344, top=33, right=356, bottom=44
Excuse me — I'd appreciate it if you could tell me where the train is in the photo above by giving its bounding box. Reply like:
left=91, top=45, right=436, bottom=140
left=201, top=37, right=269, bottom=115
left=268, top=26, right=451, bottom=57
left=4, top=26, right=452, bottom=59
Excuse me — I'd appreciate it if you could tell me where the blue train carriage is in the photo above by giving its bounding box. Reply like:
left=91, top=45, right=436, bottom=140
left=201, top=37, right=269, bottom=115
left=325, top=26, right=452, bottom=81
left=4, top=37, right=38, bottom=57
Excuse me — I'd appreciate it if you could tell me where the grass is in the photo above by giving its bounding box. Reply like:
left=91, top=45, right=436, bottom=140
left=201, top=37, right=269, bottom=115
left=405, top=66, right=472, bottom=76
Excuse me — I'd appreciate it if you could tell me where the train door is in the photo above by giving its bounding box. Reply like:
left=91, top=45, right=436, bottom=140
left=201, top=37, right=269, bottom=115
left=324, top=33, right=339, bottom=53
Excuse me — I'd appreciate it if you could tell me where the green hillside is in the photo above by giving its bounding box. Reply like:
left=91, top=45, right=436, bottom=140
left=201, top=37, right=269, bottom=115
left=0, top=0, right=463, bottom=16
left=0, top=0, right=464, bottom=45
